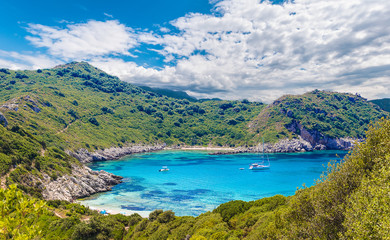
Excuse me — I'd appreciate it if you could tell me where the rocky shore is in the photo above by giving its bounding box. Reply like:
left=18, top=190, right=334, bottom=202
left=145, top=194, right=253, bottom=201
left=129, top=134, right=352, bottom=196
left=49, top=135, right=356, bottom=200
left=31, top=144, right=164, bottom=201
left=68, top=144, right=166, bottom=164
left=38, top=164, right=123, bottom=201
left=209, top=136, right=360, bottom=155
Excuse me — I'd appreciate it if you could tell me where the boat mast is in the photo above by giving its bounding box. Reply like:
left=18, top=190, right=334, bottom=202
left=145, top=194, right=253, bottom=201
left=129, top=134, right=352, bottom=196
left=262, top=137, right=265, bottom=159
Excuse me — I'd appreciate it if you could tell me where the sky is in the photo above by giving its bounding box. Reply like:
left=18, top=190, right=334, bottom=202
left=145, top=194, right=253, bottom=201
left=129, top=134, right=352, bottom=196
left=0, top=0, right=389, bottom=102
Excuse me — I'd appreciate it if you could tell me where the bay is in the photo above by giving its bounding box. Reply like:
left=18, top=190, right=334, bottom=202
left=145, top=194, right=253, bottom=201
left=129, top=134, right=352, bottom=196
left=79, top=150, right=347, bottom=217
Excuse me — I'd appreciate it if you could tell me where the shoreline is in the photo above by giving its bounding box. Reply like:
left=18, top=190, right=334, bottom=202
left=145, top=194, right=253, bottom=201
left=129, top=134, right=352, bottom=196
left=62, top=138, right=358, bottom=203
left=79, top=203, right=151, bottom=218
left=76, top=149, right=349, bottom=218
left=172, top=146, right=236, bottom=151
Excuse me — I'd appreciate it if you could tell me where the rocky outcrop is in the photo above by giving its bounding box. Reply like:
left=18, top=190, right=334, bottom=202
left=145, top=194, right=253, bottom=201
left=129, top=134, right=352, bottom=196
left=209, top=135, right=359, bottom=155
left=69, top=144, right=166, bottom=163
left=0, top=112, right=7, bottom=127
left=286, top=120, right=361, bottom=150
left=40, top=164, right=123, bottom=201
left=40, top=144, right=166, bottom=200
left=263, top=137, right=313, bottom=152
left=209, top=137, right=313, bottom=155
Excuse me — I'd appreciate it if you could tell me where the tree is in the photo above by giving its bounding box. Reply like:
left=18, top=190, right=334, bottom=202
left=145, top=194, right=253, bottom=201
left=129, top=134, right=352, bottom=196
left=0, top=185, right=48, bottom=239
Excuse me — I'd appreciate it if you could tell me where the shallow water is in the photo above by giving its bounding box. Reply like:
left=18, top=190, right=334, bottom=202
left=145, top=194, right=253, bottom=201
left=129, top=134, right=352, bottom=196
left=80, top=150, right=347, bottom=217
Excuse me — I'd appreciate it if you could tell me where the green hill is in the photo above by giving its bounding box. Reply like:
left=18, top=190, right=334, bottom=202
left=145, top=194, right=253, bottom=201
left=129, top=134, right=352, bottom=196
left=0, top=124, right=79, bottom=198
left=250, top=90, right=386, bottom=144
left=370, top=98, right=390, bottom=112
left=0, top=63, right=386, bottom=154
left=0, top=62, right=264, bottom=151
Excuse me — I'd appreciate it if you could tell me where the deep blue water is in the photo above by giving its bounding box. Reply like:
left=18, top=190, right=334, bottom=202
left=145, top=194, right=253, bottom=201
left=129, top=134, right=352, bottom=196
left=79, top=150, right=347, bottom=217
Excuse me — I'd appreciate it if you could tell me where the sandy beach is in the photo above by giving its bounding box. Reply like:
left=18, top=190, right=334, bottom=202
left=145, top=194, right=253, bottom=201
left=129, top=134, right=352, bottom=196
left=172, top=146, right=236, bottom=151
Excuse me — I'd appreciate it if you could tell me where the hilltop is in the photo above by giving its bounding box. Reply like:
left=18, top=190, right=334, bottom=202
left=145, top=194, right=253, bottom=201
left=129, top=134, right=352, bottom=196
left=250, top=90, right=386, bottom=150
left=0, top=62, right=386, bottom=154
left=370, top=98, right=390, bottom=112
left=0, top=62, right=265, bottom=151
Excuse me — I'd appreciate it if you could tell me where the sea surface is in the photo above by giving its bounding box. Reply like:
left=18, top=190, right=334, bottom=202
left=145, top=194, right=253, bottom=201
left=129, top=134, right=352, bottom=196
left=79, top=150, right=347, bottom=217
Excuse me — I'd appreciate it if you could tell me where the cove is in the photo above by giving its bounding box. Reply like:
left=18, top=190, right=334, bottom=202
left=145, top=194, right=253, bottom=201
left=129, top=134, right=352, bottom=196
left=79, top=150, right=347, bottom=217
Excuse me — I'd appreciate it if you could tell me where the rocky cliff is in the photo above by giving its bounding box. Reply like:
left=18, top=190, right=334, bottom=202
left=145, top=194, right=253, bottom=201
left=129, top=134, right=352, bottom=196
left=209, top=135, right=359, bottom=155
left=285, top=120, right=361, bottom=150
left=68, top=144, right=166, bottom=163
left=0, top=112, right=7, bottom=127
left=39, top=164, right=123, bottom=201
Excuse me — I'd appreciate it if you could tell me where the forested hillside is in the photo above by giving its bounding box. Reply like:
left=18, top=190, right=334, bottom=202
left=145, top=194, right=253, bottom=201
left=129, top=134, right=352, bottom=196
left=0, top=124, right=79, bottom=198
left=0, top=62, right=264, bottom=151
left=0, top=62, right=386, bottom=153
left=250, top=90, right=386, bottom=143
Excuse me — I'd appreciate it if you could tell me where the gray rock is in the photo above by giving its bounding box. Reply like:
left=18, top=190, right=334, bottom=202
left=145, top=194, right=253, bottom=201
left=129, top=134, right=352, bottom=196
left=41, top=164, right=123, bottom=201
left=286, top=120, right=361, bottom=150
left=0, top=112, right=7, bottom=127
left=210, top=135, right=359, bottom=155
left=69, top=144, right=166, bottom=163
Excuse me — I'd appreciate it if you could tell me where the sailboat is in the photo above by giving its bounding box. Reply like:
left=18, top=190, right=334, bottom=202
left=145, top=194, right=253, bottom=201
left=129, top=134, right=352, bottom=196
left=249, top=138, right=270, bottom=170
left=159, top=166, right=170, bottom=172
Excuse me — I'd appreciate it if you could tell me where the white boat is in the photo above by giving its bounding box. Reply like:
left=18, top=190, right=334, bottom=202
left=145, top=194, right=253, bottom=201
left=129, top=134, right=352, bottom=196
left=249, top=162, right=270, bottom=170
left=250, top=138, right=270, bottom=170
left=159, top=166, right=169, bottom=172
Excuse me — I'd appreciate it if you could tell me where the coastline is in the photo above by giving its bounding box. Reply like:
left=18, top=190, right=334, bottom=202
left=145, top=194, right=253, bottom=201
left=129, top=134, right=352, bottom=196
left=79, top=203, right=151, bottom=218
left=48, top=137, right=359, bottom=203
left=76, top=149, right=349, bottom=218
left=173, top=146, right=236, bottom=151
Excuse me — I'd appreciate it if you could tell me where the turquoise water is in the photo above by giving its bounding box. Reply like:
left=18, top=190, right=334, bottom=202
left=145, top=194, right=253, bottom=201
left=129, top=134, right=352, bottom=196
left=80, top=150, right=347, bottom=217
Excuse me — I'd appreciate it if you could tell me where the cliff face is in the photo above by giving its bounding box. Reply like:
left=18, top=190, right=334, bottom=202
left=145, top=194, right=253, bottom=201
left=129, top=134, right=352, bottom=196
left=68, top=144, right=166, bottom=164
left=210, top=135, right=358, bottom=155
left=41, top=144, right=167, bottom=200
left=0, top=112, right=7, bottom=127
left=286, top=120, right=360, bottom=151
left=39, top=165, right=122, bottom=201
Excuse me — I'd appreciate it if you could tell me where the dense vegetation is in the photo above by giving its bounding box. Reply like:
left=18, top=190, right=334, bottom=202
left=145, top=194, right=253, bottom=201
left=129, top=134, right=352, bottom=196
left=0, top=62, right=265, bottom=151
left=2, top=117, right=390, bottom=239
left=250, top=90, right=387, bottom=142
left=1, top=63, right=386, bottom=151
left=0, top=124, right=79, bottom=198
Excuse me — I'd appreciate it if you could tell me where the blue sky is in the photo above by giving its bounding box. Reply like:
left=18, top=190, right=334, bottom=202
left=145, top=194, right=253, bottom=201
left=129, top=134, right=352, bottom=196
left=0, top=0, right=212, bottom=50
left=0, top=0, right=389, bottom=102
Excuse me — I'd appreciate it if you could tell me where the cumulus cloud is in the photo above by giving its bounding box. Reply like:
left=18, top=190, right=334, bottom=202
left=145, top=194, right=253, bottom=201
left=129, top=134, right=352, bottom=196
left=1, top=0, right=390, bottom=102
left=0, top=50, right=63, bottom=70
left=25, top=20, right=137, bottom=60
left=131, top=0, right=390, bottom=102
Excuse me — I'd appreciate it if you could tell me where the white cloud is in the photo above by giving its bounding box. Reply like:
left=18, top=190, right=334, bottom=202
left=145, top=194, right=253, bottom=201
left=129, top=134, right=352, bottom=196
left=104, top=13, right=114, bottom=18
left=0, top=50, right=63, bottom=70
left=25, top=20, right=137, bottom=60
left=131, top=0, right=390, bottom=102
left=1, top=0, right=390, bottom=102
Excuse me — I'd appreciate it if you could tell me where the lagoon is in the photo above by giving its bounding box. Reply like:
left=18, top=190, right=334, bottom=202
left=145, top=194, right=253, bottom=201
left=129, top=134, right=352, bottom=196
left=80, top=150, right=347, bottom=217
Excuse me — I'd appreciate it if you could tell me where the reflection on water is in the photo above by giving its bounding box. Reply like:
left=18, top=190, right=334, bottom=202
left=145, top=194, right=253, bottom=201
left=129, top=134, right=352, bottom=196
left=79, top=150, right=347, bottom=217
